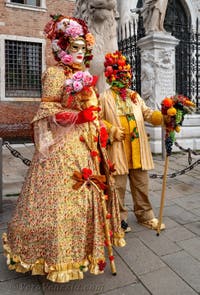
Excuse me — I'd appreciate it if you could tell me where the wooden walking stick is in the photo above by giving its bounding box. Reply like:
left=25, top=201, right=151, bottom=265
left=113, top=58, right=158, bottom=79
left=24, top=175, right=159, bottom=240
left=157, top=155, right=169, bottom=236
left=157, top=94, right=195, bottom=236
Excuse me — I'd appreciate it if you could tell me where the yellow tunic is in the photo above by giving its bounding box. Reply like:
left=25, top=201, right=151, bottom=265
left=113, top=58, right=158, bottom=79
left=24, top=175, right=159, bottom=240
left=106, top=90, right=142, bottom=169
left=2, top=66, right=125, bottom=283
left=100, top=88, right=157, bottom=175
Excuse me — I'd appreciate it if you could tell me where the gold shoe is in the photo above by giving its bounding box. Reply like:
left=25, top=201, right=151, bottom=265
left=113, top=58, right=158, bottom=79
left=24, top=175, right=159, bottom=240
left=139, top=218, right=166, bottom=231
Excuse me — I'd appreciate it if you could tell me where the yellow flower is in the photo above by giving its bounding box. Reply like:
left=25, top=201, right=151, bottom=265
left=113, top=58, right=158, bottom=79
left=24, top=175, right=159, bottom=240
left=167, top=107, right=177, bottom=116
left=175, top=125, right=181, bottom=132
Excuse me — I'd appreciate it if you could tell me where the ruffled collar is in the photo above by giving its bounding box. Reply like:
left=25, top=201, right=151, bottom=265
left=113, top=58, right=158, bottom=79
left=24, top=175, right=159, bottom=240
left=58, top=61, right=85, bottom=74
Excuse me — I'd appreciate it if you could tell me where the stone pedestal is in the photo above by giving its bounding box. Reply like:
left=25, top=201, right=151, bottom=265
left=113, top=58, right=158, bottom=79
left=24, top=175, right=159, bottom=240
left=138, top=32, right=179, bottom=154
left=138, top=31, right=179, bottom=108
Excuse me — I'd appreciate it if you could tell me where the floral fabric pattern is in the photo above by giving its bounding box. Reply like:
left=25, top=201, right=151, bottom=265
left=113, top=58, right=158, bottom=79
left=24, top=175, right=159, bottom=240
left=2, top=66, right=125, bottom=283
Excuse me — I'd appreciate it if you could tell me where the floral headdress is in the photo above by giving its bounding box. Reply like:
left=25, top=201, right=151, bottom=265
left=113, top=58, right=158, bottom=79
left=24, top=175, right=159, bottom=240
left=44, top=14, right=95, bottom=68
left=104, top=51, right=132, bottom=100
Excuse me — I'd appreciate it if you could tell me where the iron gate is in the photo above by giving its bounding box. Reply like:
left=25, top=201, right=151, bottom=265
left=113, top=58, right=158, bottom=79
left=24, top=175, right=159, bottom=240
left=118, top=2, right=200, bottom=112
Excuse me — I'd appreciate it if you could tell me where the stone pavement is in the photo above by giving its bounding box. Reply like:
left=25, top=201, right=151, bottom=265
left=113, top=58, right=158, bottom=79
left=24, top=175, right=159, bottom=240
left=0, top=144, right=200, bottom=295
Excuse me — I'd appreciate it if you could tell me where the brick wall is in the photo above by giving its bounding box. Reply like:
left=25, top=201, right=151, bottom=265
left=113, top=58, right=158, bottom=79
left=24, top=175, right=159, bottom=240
left=0, top=1, right=76, bottom=135
left=0, top=0, right=76, bottom=67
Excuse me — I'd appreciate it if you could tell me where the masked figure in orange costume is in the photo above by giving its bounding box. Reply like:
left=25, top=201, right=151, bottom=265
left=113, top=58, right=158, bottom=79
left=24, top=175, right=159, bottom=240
left=100, top=51, right=166, bottom=233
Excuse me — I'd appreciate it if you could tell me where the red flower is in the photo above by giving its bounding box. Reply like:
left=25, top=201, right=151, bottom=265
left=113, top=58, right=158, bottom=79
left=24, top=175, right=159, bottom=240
left=104, top=240, right=109, bottom=246
left=100, top=126, right=108, bottom=148
left=98, top=260, right=106, bottom=271
left=82, top=168, right=92, bottom=180
left=91, top=75, right=98, bottom=86
left=107, top=159, right=116, bottom=172
left=57, top=37, right=69, bottom=50
left=106, top=213, right=111, bottom=219
left=90, top=150, right=99, bottom=157
left=79, top=135, right=85, bottom=142
left=109, top=255, right=114, bottom=261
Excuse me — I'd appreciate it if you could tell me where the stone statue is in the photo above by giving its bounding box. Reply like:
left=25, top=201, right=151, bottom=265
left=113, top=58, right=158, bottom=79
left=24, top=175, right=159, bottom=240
left=133, top=0, right=168, bottom=34
left=117, top=0, right=138, bottom=26
left=141, top=52, right=156, bottom=107
left=74, top=0, right=118, bottom=93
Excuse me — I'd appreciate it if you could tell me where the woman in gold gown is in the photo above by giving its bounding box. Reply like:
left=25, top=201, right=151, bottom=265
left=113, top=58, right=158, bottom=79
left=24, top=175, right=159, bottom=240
left=2, top=15, right=125, bottom=283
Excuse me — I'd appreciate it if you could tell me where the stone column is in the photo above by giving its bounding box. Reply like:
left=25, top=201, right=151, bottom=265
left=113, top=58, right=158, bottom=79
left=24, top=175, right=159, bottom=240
left=138, top=32, right=179, bottom=153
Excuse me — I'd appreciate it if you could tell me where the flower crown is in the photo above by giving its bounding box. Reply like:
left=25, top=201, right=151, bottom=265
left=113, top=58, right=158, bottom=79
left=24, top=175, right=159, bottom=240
left=44, top=14, right=95, bottom=67
left=104, top=51, right=132, bottom=87
left=104, top=51, right=132, bottom=100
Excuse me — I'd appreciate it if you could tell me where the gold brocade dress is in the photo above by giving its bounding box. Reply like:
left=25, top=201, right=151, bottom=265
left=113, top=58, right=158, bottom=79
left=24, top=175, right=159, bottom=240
left=2, top=65, right=125, bottom=283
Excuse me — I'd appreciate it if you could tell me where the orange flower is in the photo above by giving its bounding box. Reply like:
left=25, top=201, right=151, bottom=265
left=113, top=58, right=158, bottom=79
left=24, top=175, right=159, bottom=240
left=85, top=33, right=95, bottom=47
left=162, top=97, right=173, bottom=108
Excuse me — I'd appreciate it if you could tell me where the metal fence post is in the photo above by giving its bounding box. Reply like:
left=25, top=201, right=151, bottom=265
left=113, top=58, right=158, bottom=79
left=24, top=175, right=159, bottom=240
left=0, top=138, right=3, bottom=212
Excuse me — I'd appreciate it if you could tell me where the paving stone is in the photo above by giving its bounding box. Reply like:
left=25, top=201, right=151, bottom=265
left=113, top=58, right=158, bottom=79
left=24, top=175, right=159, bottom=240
left=163, top=225, right=196, bottom=242
left=101, top=283, right=151, bottom=295
left=0, top=208, right=15, bottom=229
left=0, top=254, right=29, bottom=281
left=190, top=207, right=200, bottom=217
left=163, top=251, right=200, bottom=292
left=115, top=237, right=165, bottom=275
left=173, top=194, right=200, bottom=210
left=41, top=252, right=137, bottom=295
left=148, top=192, right=174, bottom=208
left=163, top=204, right=199, bottom=225
left=0, top=276, right=43, bottom=295
left=0, top=227, right=7, bottom=253
left=158, top=216, right=181, bottom=229
left=139, top=266, right=197, bottom=295
left=177, top=237, right=200, bottom=261
left=137, top=229, right=181, bottom=256
left=184, top=221, right=200, bottom=235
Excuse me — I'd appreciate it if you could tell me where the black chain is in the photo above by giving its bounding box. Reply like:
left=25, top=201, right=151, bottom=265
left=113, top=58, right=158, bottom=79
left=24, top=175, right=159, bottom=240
left=150, top=158, right=200, bottom=179
left=174, top=141, right=200, bottom=165
left=3, top=141, right=200, bottom=178
left=3, top=141, right=31, bottom=166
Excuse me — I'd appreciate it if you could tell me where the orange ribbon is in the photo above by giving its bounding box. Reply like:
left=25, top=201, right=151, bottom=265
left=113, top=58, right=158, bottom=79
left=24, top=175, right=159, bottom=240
left=72, top=171, right=107, bottom=191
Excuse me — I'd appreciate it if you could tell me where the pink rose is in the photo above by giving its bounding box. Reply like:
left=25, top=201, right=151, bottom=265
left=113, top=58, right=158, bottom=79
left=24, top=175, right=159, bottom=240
left=65, top=20, right=83, bottom=38
left=73, top=71, right=84, bottom=81
left=61, top=54, right=73, bottom=64
left=73, top=81, right=83, bottom=92
left=65, top=78, right=73, bottom=86
left=82, top=71, right=93, bottom=86
left=59, top=50, right=66, bottom=58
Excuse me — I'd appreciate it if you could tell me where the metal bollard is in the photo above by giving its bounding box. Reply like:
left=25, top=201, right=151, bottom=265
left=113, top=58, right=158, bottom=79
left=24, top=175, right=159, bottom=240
left=0, top=137, right=3, bottom=212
